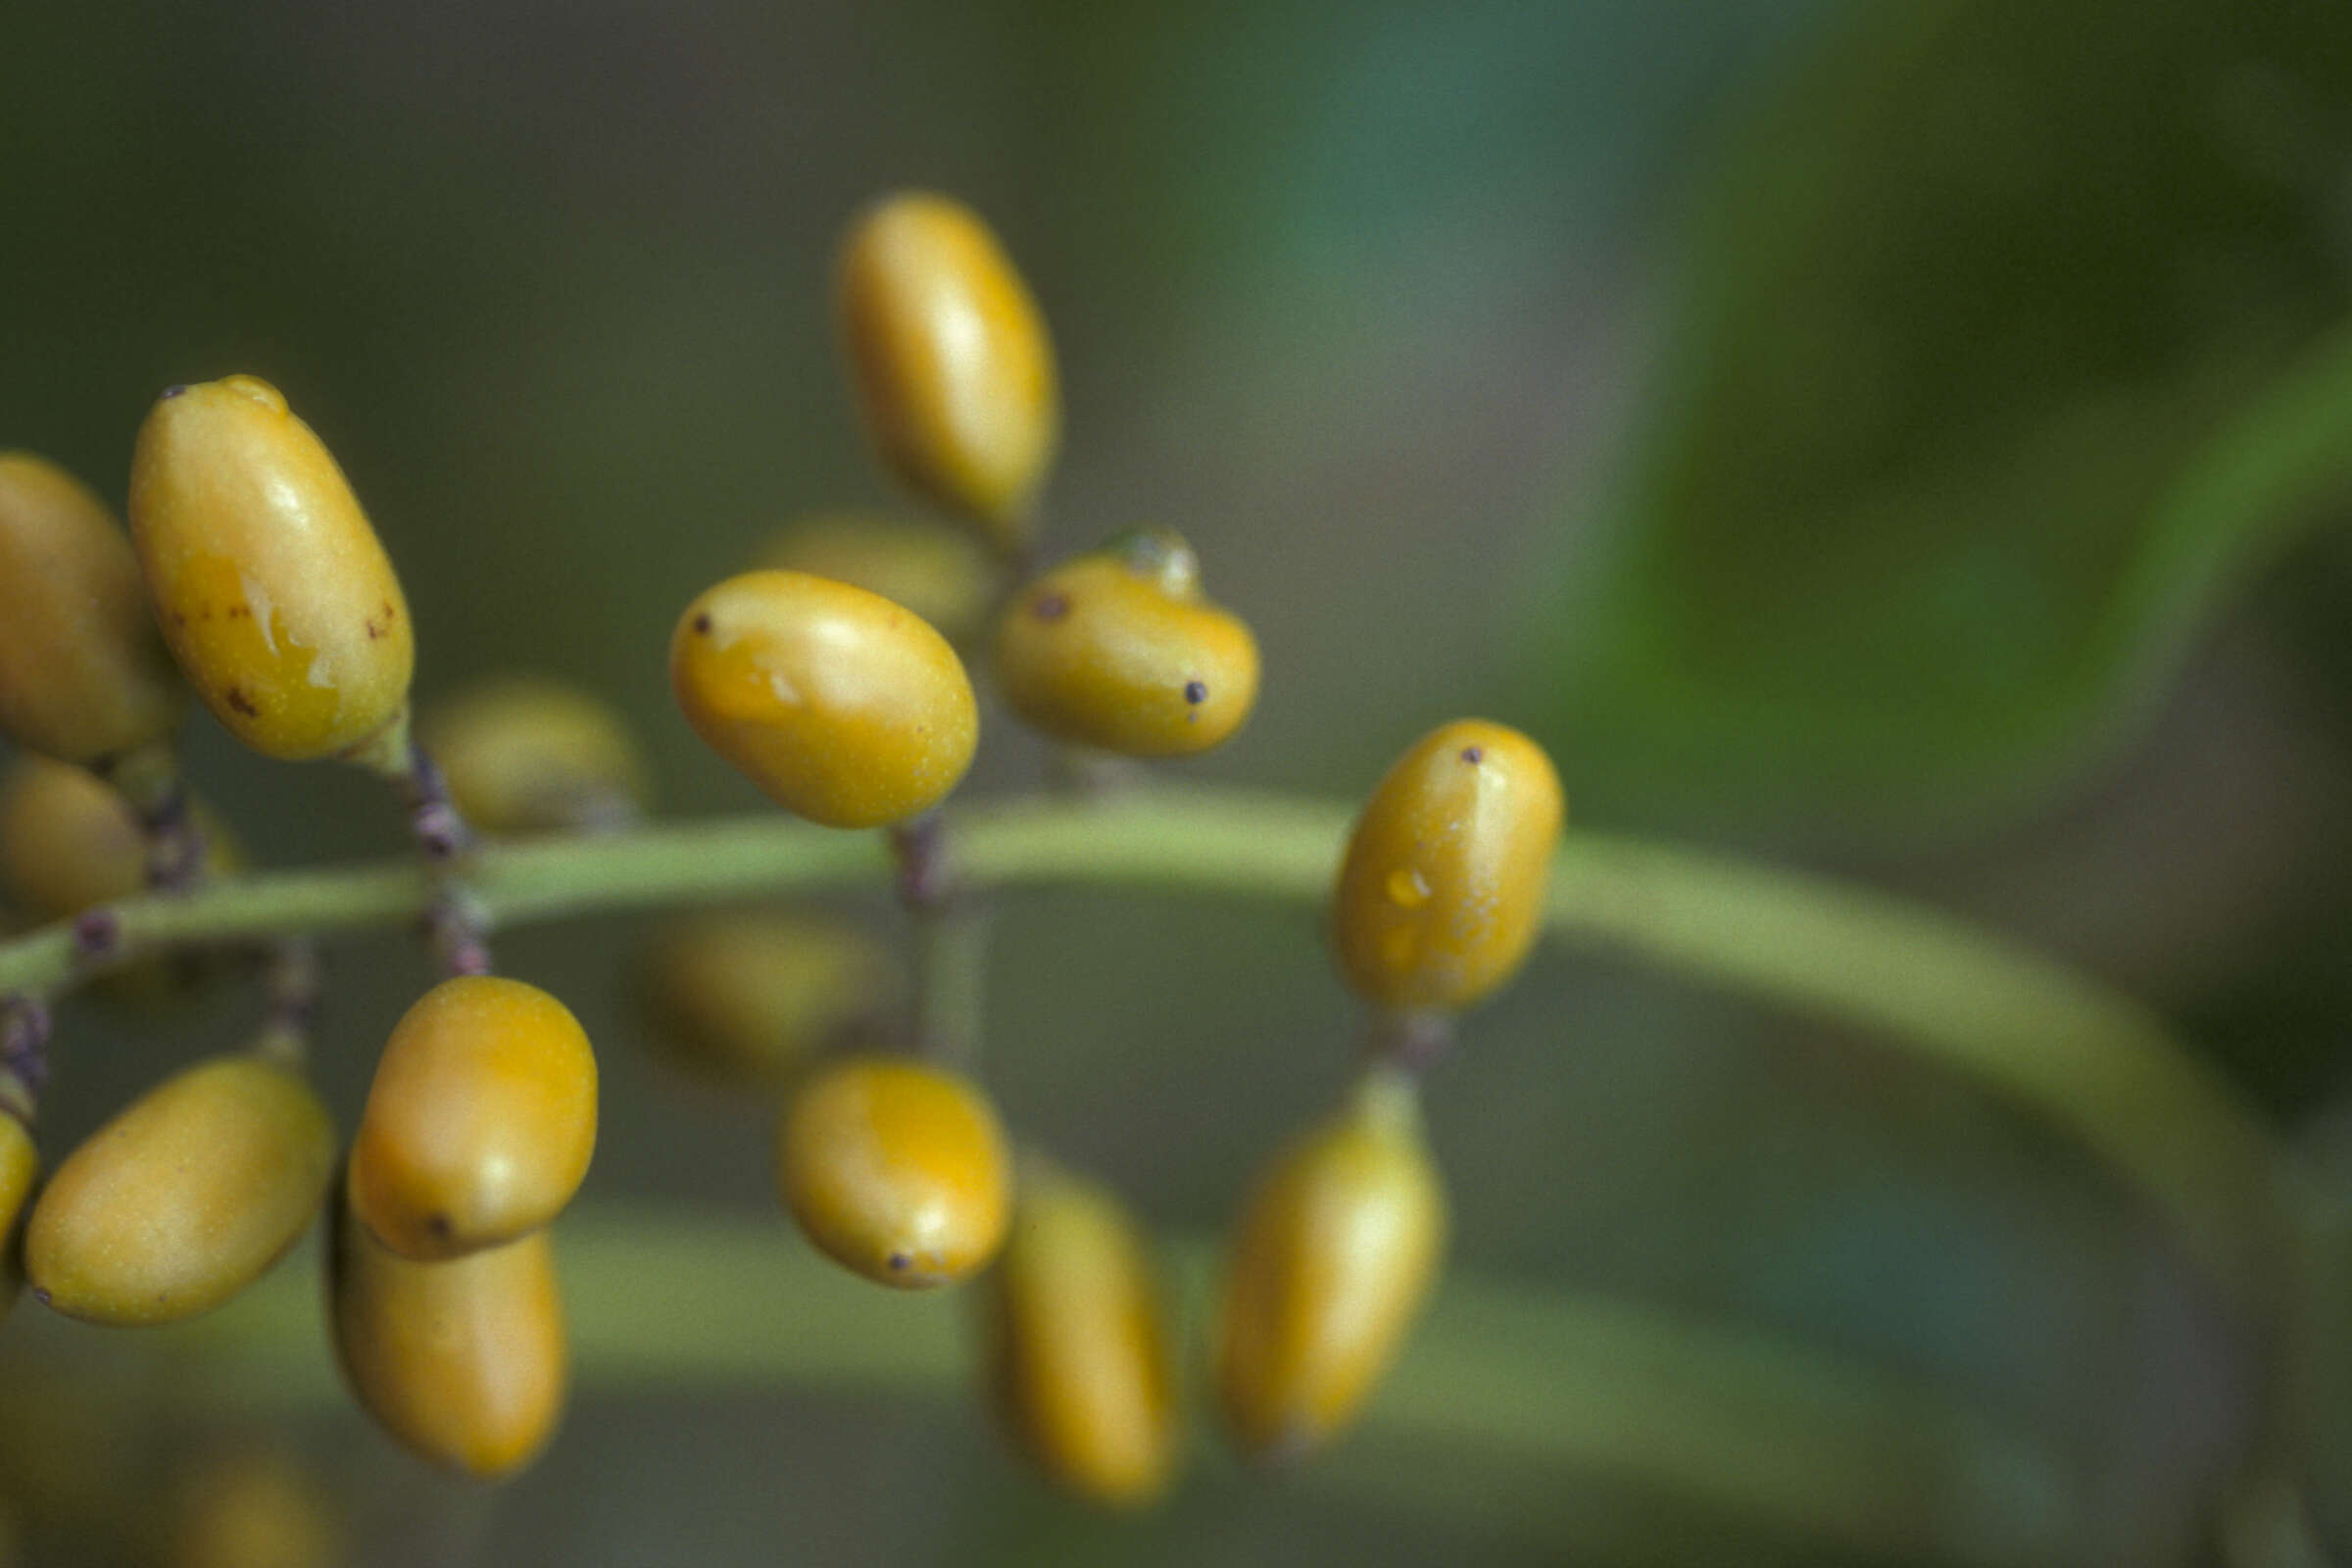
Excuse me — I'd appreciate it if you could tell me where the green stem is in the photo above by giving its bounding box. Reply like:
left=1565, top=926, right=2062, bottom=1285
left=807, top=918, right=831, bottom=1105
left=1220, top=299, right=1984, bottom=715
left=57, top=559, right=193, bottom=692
left=4, top=1205, right=2082, bottom=1566
left=0, top=785, right=2285, bottom=1314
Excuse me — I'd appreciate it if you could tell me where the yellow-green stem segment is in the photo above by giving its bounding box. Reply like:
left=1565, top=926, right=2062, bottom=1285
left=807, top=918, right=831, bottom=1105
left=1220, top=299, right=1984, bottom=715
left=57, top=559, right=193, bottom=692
left=0, top=786, right=2286, bottom=1319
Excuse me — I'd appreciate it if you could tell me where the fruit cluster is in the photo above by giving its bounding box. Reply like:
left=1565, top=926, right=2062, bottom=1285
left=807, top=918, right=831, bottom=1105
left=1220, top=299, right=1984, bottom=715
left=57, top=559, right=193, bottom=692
left=0, top=191, right=1561, bottom=1507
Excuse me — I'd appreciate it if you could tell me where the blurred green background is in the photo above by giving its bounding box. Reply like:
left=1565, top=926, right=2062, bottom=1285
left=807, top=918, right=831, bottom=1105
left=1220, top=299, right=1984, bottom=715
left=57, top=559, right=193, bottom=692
left=4, top=0, right=2352, bottom=1562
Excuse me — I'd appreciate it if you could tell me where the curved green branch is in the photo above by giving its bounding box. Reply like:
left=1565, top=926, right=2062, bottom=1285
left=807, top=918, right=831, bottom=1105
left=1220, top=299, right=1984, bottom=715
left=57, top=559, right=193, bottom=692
left=0, top=1205, right=2081, bottom=1567
left=0, top=785, right=2285, bottom=1315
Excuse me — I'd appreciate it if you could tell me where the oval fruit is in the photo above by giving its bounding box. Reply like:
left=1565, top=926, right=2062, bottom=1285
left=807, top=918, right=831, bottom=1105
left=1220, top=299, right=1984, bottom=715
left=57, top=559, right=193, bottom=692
left=671, top=570, right=978, bottom=829
left=1213, top=1070, right=1446, bottom=1462
left=0, top=452, right=184, bottom=766
left=1331, top=719, right=1563, bottom=1012
left=127, top=375, right=414, bottom=761
left=26, top=1053, right=334, bottom=1325
left=837, top=192, right=1058, bottom=549
left=776, top=1055, right=1010, bottom=1288
left=638, top=912, right=899, bottom=1088
left=329, top=1180, right=567, bottom=1479
left=995, top=529, right=1258, bottom=758
left=986, top=1158, right=1181, bottom=1506
left=420, top=675, right=649, bottom=835
left=350, top=976, right=597, bottom=1260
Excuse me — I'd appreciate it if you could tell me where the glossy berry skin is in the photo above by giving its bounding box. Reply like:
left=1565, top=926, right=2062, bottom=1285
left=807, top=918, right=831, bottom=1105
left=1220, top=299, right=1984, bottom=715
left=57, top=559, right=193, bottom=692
left=329, top=1181, right=567, bottom=1479
left=671, top=571, right=978, bottom=829
left=420, top=676, right=649, bottom=835
left=758, top=513, right=1003, bottom=647
left=837, top=193, right=1058, bottom=549
left=0, top=757, right=239, bottom=919
left=1214, top=1070, right=1446, bottom=1463
left=127, top=375, right=414, bottom=761
left=639, top=913, right=899, bottom=1088
left=26, top=1054, right=334, bottom=1325
left=0, top=453, right=184, bottom=766
left=777, top=1055, right=1010, bottom=1288
left=986, top=1159, right=1181, bottom=1507
left=1331, top=719, right=1563, bottom=1012
left=996, top=530, right=1258, bottom=758
left=351, top=976, right=597, bottom=1261
left=0, top=1111, right=34, bottom=1318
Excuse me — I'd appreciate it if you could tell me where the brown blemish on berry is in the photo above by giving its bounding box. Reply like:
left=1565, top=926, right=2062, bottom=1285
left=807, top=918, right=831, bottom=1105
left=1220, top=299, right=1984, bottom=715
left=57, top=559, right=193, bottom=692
left=693, top=613, right=712, bottom=635
left=1184, top=680, right=1207, bottom=705
left=1030, top=592, right=1069, bottom=622
left=1460, top=746, right=1483, bottom=764
left=366, top=618, right=383, bottom=640
left=428, top=1212, right=452, bottom=1240
left=226, top=687, right=259, bottom=717
left=888, top=1251, right=911, bottom=1272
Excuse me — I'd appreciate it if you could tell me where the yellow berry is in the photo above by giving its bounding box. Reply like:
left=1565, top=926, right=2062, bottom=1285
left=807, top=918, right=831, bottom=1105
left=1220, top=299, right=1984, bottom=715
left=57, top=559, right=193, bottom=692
left=0, top=453, right=184, bottom=766
left=995, top=530, right=1259, bottom=758
left=670, top=570, right=978, bottom=829
left=0, top=1111, right=35, bottom=1319
left=837, top=193, right=1058, bottom=549
left=0, top=756, right=239, bottom=918
left=167, top=1447, right=342, bottom=1568
left=420, top=675, right=650, bottom=835
left=350, top=976, right=597, bottom=1260
left=638, top=912, right=899, bottom=1088
left=1213, top=1070, right=1446, bottom=1462
left=127, top=375, right=414, bottom=761
left=1331, top=719, right=1563, bottom=1012
left=26, top=1053, right=334, bottom=1325
left=757, top=513, right=1003, bottom=646
left=777, top=1055, right=1010, bottom=1288
left=985, top=1158, right=1181, bottom=1507
left=329, top=1179, right=567, bottom=1479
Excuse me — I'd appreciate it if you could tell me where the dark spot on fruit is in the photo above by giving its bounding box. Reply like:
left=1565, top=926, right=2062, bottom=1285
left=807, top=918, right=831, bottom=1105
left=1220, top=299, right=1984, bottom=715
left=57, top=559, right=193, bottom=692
left=160, top=385, right=187, bottom=400
left=1031, top=592, right=1069, bottom=622
left=366, top=619, right=382, bottom=640
left=693, top=613, right=712, bottom=634
left=227, top=605, right=248, bottom=618
left=888, top=1251, right=911, bottom=1272
left=428, top=1213, right=452, bottom=1239
left=381, top=601, right=395, bottom=618
left=1460, top=746, right=1484, bottom=764
left=226, top=687, right=259, bottom=716
left=1184, top=680, right=1207, bottom=705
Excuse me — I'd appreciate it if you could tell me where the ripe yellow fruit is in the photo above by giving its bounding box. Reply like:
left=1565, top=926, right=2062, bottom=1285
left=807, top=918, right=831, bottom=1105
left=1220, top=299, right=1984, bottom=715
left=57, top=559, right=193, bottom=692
left=777, top=1055, right=1010, bottom=1288
left=0, top=1110, right=35, bottom=1318
left=837, top=193, right=1058, bottom=549
left=638, top=912, right=900, bottom=1088
left=1213, top=1070, right=1446, bottom=1462
left=328, top=1181, right=567, bottom=1479
left=0, top=452, right=184, bottom=766
left=26, top=1054, right=334, bottom=1325
left=0, top=756, right=239, bottom=919
left=167, top=1447, right=342, bottom=1568
left=671, top=570, right=978, bottom=829
left=420, top=675, right=650, bottom=835
left=127, top=375, right=414, bottom=761
left=986, top=1159, right=1181, bottom=1506
left=350, top=976, right=597, bottom=1260
left=1331, top=719, right=1563, bottom=1012
left=757, top=513, right=1003, bottom=646
left=995, top=530, right=1259, bottom=758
